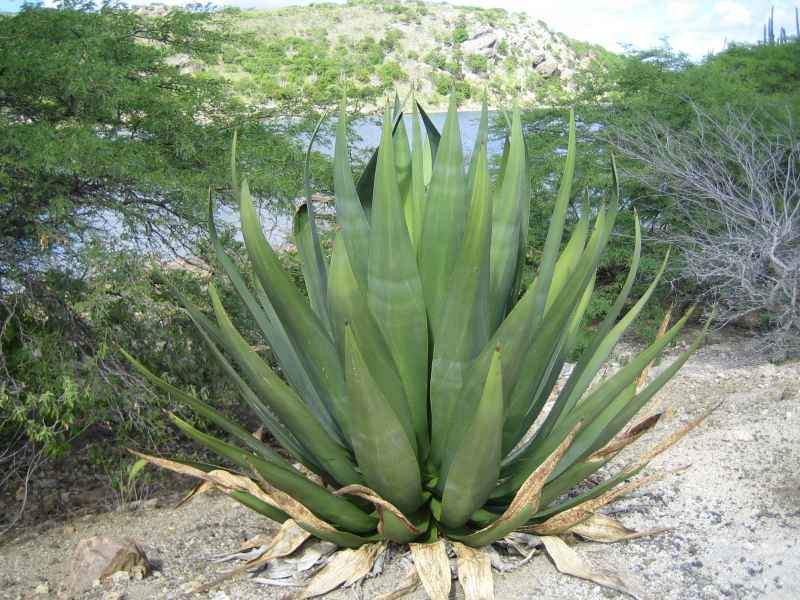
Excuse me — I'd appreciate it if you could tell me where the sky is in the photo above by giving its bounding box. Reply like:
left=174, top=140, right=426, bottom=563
left=1, top=0, right=797, bottom=59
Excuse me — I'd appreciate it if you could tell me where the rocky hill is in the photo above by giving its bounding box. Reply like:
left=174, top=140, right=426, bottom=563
left=144, top=0, right=614, bottom=111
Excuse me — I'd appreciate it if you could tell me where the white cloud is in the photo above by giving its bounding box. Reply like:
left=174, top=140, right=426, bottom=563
left=714, top=1, right=753, bottom=26
left=666, top=0, right=695, bottom=20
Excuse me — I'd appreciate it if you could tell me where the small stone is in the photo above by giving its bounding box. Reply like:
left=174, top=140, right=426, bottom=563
left=110, top=571, right=130, bottom=584
left=731, top=429, right=754, bottom=442
left=103, top=592, right=125, bottom=600
left=33, top=582, right=49, bottom=595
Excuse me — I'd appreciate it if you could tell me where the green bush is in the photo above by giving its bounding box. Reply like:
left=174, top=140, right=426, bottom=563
left=465, top=53, right=489, bottom=73
left=452, top=16, right=469, bottom=45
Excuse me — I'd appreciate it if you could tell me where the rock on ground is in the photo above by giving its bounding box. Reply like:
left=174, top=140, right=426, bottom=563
left=66, top=536, right=150, bottom=596
left=0, top=330, right=798, bottom=599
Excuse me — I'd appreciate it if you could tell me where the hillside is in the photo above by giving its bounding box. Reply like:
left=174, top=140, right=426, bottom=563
left=152, top=0, right=615, bottom=111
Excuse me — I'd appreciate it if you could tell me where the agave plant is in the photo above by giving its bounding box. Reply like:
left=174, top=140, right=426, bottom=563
left=127, top=94, right=710, bottom=598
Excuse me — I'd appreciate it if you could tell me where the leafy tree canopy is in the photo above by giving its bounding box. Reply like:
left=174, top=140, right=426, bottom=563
left=0, top=0, right=314, bottom=282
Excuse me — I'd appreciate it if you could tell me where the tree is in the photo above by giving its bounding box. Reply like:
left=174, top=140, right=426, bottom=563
left=0, top=1, right=315, bottom=522
left=0, top=1, right=310, bottom=280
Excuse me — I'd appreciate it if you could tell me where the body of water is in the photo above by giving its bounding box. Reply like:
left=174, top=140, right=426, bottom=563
left=348, top=110, right=505, bottom=158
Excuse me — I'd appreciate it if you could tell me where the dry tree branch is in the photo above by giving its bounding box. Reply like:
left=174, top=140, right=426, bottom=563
left=612, top=105, right=799, bottom=358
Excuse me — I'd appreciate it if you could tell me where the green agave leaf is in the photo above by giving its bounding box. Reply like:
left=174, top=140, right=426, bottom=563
left=533, top=460, right=636, bottom=520
left=416, top=99, right=442, bottom=164
left=296, top=525, right=381, bottom=549
left=578, top=319, right=711, bottom=461
left=406, top=101, right=427, bottom=248
left=545, top=204, right=591, bottom=311
left=368, top=105, right=430, bottom=457
left=512, top=124, right=532, bottom=304
left=524, top=276, right=595, bottom=425
left=466, top=94, right=489, bottom=198
left=450, top=425, right=578, bottom=546
left=394, top=116, right=413, bottom=210
left=441, top=347, right=503, bottom=529
left=333, top=104, right=371, bottom=288
left=493, top=135, right=510, bottom=199
left=546, top=215, right=652, bottom=437
left=345, top=326, right=424, bottom=515
left=295, top=112, right=331, bottom=334
left=158, top=285, right=316, bottom=468
left=535, top=396, right=714, bottom=521
left=528, top=109, right=576, bottom=325
left=207, top=283, right=361, bottom=487
left=208, top=199, right=341, bottom=444
left=171, top=458, right=290, bottom=523
left=488, top=104, right=527, bottom=329
left=230, top=129, right=240, bottom=196
left=239, top=180, right=352, bottom=443
left=499, top=307, right=691, bottom=495
left=488, top=207, right=621, bottom=493
left=230, top=490, right=290, bottom=523
left=434, top=204, right=603, bottom=482
left=293, top=202, right=331, bottom=335
left=121, top=349, right=291, bottom=470
left=429, top=140, right=492, bottom=468
left=419, top=92, right=467, bottom=335
left=327, top=233, right=417, bottom=448
left=509, top=276, right=597, bottom=458
left=355, top=99, right=407, bottom=213
left=171, top=415, right=378, bottom=534
left=501, top=206, right=610, bottom=453
left=546, top=309, right=694, bottom=481
left=490, top=200, right=601, bottom=404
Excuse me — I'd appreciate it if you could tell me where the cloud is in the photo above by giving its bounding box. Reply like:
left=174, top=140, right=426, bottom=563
left=665, top=0, right=695, bottom=21
left=714, top=1, right=753, bottom=26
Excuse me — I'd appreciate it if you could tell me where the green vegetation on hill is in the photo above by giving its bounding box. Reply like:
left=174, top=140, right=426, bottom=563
left=207, top=0, right=615, bottom=110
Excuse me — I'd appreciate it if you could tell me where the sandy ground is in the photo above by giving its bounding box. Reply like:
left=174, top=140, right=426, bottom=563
left=1, top=330, right=798, bottom=600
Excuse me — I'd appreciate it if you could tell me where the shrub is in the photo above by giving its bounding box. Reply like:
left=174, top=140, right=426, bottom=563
left=614, top=106, right=800, bottom=358
left=465, top=53, right=489, bottom=73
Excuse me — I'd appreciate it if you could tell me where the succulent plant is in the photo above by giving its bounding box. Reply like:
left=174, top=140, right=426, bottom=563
left=127, top=94, right=710, bottom=597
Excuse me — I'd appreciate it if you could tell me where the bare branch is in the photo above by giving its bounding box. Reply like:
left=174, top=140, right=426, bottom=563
left=612, top=105, right=800, bottom=358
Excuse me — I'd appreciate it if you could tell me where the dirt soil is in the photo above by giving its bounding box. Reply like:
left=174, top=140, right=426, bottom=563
left=1, top=329, right=798, bottom=600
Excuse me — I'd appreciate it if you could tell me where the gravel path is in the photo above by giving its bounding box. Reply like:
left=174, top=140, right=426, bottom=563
left=1, top=331, right=798, bottom=600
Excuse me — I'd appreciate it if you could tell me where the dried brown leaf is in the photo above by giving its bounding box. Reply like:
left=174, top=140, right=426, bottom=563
left=373, top=567, right=420, bottom=600
left=293, top=462, right=324, bottom=486
left=453, top=542, right=494, bottom=600
left=632, top=404, right=719, bottom=469
left=195, top=519, right=311, bottom=593
left=248, top=462, right=341, bottom=536
left=531, top=471, right=667, bottom=535
left=569, top=512, right=668, bottom=543
left=130, top=452, right=282, bottom=511
left=334, top=484, right=418, bottom=535
left=238, top=533, right=274, bottom=553
left=410, top=539, right=451, bottom=600
left=589, top=413, right=662, bottom=461
left=251, top=519, right=311, bottom=564
left=540, top=535, right=643, bottom=599
left=175, top=480, right=216, bottom=509
left=299, top=543, right=386, bottom=598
